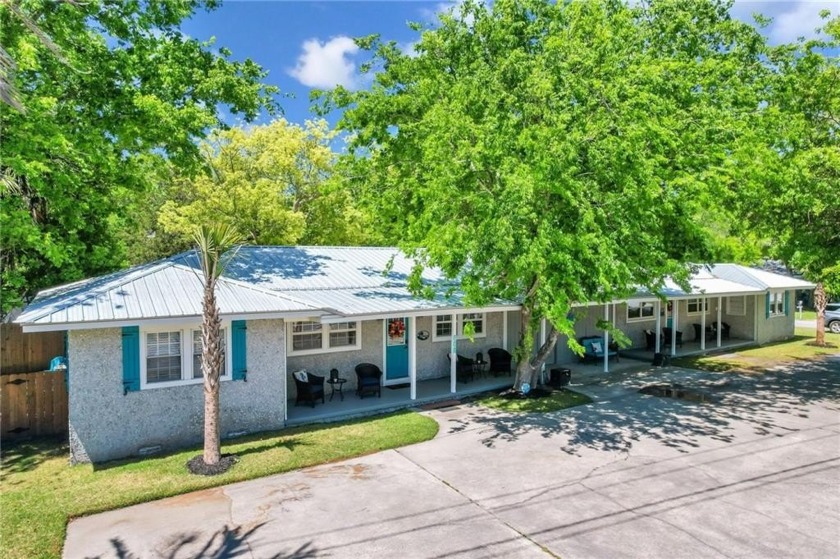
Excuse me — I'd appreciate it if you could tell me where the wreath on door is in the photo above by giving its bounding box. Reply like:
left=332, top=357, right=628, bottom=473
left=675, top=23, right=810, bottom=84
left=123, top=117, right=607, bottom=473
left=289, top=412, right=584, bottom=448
left=389, top=319, right=406, bottom=339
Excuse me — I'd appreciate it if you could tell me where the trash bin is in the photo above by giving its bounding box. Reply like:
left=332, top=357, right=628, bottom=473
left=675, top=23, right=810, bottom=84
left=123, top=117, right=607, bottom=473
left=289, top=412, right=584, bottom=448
left=549, top=367, right=572, bottom=387
left=652, top=353, right=671, bottom=367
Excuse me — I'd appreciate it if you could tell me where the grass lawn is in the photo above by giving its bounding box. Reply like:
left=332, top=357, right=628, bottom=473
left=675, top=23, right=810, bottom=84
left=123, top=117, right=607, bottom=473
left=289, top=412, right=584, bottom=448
left=673, top=327, right=840, bottom=373
left=797, top=310, right=817, bottom=321
left=479, top=388, right=593, bottom=413
left=0, top=411, right=438, bottom=559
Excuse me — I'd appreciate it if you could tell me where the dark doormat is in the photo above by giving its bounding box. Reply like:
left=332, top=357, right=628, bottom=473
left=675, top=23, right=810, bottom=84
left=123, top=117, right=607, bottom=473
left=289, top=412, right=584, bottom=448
left=386, top=383, right=410, bottom=390
left=419, top=399, right=461, bottom=410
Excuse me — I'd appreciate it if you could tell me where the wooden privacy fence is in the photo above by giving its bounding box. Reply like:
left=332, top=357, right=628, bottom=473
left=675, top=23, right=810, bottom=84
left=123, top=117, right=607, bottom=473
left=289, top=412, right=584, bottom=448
left=1, top=370, right=68, bottom=440
left=1, top=323, right=65, bottom=375
left=1, top=323, right=68, bottom=440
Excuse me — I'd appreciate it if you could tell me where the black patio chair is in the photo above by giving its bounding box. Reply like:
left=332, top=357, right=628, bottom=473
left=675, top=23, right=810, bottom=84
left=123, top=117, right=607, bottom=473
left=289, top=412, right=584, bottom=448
left=487, top=347, right=513, bottom=377
left=662, top=327, right=683, bottom=348
left=448, top=353, right=475, bottom=383
left=354, top=363, right=382, bottom=399
left=644, top=329, right=656, bottom=351
left=292, top=371, right=325, bottom=408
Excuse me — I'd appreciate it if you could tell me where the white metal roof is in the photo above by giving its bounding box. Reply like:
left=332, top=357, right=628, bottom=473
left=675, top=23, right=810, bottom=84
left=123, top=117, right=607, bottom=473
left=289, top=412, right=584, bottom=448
left=710, top=264, right=816, bottom=290
left=17, top=246, right=816, bottom=331
left=222, top=246, right=448, bottom=291
left=18, top=254, right=319, bottom=329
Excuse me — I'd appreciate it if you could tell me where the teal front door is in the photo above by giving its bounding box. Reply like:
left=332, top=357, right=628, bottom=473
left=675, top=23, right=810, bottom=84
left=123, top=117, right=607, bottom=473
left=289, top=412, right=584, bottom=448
left=385, top=317, right=409, bottom=383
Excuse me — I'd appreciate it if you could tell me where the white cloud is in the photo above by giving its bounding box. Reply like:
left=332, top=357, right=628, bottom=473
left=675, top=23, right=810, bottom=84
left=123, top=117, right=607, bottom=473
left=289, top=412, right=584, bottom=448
left=288, top=36, right=360, bottom=89
left=731, top=1, right=835, bottom=44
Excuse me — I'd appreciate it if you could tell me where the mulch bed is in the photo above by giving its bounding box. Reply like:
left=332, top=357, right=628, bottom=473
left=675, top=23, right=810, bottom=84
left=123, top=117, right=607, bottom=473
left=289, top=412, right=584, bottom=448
left=186, top=454, right=237, bottom=476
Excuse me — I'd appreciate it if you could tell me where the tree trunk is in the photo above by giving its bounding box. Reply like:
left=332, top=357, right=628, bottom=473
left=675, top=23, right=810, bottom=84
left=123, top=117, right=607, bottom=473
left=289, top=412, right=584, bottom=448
left=202, top=277, right=223, bottom=465
left=512, top=304, right=561, bottom=390
left=814, top=282, right=827, bottom=347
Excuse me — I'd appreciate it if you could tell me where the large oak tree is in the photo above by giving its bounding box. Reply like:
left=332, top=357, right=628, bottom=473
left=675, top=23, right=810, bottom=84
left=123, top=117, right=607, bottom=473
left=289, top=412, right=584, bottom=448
left=330, top=0, right=775, bottom=388
left=0, top=0, right=277, bottom=314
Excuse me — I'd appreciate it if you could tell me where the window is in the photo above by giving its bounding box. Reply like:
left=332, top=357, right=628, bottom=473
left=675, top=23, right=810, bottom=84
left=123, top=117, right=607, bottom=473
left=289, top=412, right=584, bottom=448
left=686, top=298, right=709, bottom=315
left=192, top=329, right=226, bottom=379
left=146, top=331, right=181, bottom=383
left=288, top=320, right=360, bottom=355
left=626, top=301, right=655, bottom=322
left=727, top=296, right=746, bottom=316
left=434, top=315, right=453, bottom=339
left=769, top=291, right=785, bottom=317
left=142, top=326, right=231, bottom=387
left=329, top=322, right=357, bottom=348
left=291, top=321, right=322, bottom=351
left=433, top=313, right=486, bottom=341
left=461, top=313, right=484, bottom=335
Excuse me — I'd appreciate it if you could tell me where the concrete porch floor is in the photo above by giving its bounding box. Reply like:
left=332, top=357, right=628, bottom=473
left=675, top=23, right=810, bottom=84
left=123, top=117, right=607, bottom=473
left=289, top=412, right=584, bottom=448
left=286, top=373, right=515, bottom=426
left=619, top=336, right=755, bottom=361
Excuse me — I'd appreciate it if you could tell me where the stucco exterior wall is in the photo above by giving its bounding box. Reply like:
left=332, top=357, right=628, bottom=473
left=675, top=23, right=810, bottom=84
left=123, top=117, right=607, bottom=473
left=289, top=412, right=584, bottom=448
left=756, top=290, right=795, bottom=345
left=68, top=319, right=285, bottom=464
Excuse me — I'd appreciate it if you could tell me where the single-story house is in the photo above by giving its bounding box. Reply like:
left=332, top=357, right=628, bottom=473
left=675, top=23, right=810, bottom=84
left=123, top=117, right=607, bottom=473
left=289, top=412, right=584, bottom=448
left=16, top=246, right=813, bottom=463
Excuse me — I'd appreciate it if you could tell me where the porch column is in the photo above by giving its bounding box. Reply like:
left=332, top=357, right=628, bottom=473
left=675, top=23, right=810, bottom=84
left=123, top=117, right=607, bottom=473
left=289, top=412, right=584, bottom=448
left=717, top=296, right=722, bottom=348
left=450, top=313, right=457, bottom=394
left=655, top=300, right=662, bottom=353
left=502, top=311, right=509, bottom=351
left=700, top=296, right=706, bottom=352
left=539, top=318, right=547, bottom=384
left=603, top=304, right=610, bottom=373
left=671, top=301, right=678, bottom=357
left=408, top=316, right=417, bottom=400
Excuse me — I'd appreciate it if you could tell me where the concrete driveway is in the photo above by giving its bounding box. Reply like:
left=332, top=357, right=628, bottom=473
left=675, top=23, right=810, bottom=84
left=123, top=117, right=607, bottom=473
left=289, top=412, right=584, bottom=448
left=65, top=358, right=840, bottom=558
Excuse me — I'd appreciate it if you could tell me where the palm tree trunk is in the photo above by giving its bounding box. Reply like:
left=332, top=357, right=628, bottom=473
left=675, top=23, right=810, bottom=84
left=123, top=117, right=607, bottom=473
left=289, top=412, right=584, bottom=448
left=814, top=282, right=827, bottom=347
left=202, top=277, right=223, bottom=465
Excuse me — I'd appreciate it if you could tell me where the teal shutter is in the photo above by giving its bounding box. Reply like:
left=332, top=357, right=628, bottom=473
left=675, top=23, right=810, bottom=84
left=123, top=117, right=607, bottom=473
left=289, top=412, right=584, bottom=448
left=232, top=320, right=247, bottom=381
left=784, top=291, right=790, bottom=316
left=122, top=326, right=140, bottom=394
left=765, top=292, right=771, bottom=319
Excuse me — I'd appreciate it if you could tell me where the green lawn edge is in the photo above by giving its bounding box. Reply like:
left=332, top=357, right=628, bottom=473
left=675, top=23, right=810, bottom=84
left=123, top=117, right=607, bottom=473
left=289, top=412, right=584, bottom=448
left=478, top=388, right=593, bottom=413
left=0, top=410, right=439, bottom=559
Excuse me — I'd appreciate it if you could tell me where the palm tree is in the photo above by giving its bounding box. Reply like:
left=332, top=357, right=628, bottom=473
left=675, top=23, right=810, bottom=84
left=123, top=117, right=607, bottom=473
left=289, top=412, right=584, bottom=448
left=193, top=224, right=243, bottom=467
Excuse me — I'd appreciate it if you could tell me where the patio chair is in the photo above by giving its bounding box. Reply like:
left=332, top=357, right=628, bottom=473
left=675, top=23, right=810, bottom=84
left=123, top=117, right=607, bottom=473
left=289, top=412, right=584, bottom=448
left=644, top=329, right=656, bottom=351
left=721, top=322, right=731, bottom=339
left=448, top=353, right=475, bottom=383
left=354, top=363, right=382, bottom=399
left=292, top=370, right=325, bottom=408
left=692, top=323, right=716, bottom=343
left=487, top=348, right=513, bottom=377
left=662, top=327, right=683, bottom=348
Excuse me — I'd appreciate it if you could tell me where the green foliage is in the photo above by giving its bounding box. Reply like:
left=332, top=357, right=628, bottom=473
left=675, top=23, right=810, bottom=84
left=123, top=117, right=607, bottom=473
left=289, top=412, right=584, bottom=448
left=158, top=119, right=375, bottom=246
left=735, top=13, right=839, bottom=292
left=0, top=411, right=438, bottom=559
left=329, top=0, right=773, bottom=371
left=0, top=0, right=278, bottom=315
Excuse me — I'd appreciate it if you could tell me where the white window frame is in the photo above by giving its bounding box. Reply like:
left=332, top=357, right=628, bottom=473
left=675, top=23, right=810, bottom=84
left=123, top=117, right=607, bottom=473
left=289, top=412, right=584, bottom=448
left=286, top=320, right=361, bottom=356
left=433, top=313, right=487, bottom=342
left=140, top=324, right=231, bottom=390
left=626, top=301, right=656, bottom=323
left=769, top=291, right=786, bottom=318
left=727, top=296, right=746, bottom=316
left=686, top=298, right=709, bottom=316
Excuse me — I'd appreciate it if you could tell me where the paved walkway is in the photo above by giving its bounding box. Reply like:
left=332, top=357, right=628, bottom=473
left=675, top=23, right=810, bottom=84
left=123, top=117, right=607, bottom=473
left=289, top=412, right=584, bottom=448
left=65, top=358, right=840, bottom=559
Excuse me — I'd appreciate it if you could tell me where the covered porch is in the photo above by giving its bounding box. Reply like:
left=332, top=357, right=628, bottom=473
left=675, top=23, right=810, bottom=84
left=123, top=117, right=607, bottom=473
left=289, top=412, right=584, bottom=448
left=619, top=336, right=756, bottom=361
left=286, top=373, right=513, bottom=426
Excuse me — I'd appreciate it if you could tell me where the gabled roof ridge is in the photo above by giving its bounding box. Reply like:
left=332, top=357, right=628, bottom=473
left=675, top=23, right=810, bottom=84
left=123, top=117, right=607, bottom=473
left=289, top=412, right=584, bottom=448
left=169, top=262, right=321, bottom=311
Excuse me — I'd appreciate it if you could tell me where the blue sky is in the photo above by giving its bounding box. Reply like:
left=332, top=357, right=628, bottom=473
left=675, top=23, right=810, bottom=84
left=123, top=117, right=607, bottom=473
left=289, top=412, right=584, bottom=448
left=180, top=0, right=837, bottom=127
